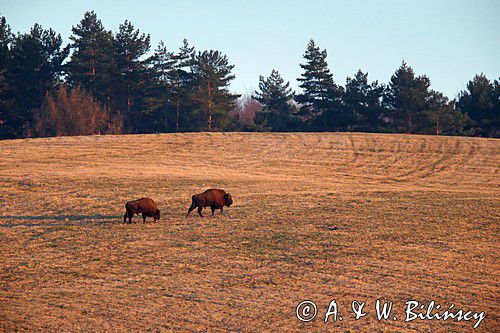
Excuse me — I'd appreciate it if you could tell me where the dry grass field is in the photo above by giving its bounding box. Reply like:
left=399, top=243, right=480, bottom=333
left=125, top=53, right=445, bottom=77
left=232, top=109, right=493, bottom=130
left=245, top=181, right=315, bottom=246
left=0, top=132, right=498, bottom=332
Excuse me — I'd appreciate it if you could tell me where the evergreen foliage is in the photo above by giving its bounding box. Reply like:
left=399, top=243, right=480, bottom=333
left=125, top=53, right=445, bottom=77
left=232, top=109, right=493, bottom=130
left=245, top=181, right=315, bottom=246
left=112, top=19, right=151, bottom=132
left=457, top=74, right=499, bottom=137
left=383, top=61, right=431, bottom=133
left=170, top=39, right=195, bottom=131
left=190, top=50, right=239, bottom=131
left=0, top=12, right=496, bottom=139
left=425, top=90, right=467, bottom=135
left=1, top=20, right=67, bottom=138
left=66, top=11, right=114, bottom=103
left=254, top=70, right=299, bottom=131
left=296, top=39, right=343, bottom=131
left=342, top=70, right=385, bottom=132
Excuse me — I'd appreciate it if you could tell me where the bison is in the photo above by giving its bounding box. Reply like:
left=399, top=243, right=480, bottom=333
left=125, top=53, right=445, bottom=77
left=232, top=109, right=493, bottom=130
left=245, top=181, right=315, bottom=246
left=124, top=198, right=161, bottom=223
left=187, top=189, right=233, bottom=217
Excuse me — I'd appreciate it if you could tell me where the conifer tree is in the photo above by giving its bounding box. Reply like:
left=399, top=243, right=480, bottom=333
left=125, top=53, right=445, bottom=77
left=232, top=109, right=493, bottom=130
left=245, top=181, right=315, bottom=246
left=296, top=39, right=342, bottom=130
left=145, top=41, right=175, bottom=131
left=190, top=50, right=239, bottom=131
left=383, top=61, right=430, bottom=133
left=112, top=20, right=151, bottom=132
left=66, top=11, right=114, bottom=103
left=171, top=39, right=195, bottom=131
left=144, top=39, right=194, bottom=132
left=457, top=74, right=499, bottom=137
left=2, top=23, right=67, bottom=138
left=425, top=90, right=466, bottom=135
left=343, top=70, right=384, bottom=132
left=254, top=69, right=299, bottom=131
left=1, top=10, right=498, bottom=139
left=0, top=15, right=12, bottom=137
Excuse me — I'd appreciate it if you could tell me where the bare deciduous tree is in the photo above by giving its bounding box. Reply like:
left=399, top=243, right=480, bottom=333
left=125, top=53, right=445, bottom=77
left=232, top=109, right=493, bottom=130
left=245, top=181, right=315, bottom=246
left=33, top=85, right=122, bottom=137
left=231, top=94, right=262, bottom=126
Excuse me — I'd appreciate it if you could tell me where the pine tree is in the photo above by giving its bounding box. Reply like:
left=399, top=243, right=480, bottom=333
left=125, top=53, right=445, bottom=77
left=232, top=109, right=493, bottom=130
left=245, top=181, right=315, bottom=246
left=112, top=20, right=151, bottom=132
left=0, top=16, right=9, bottom=70
left=190, top=50, right=239, bottom=131
left=425, top=90, right=466, bottom=135
left=145, top=41, right=176, bottom=132
left=296, top=39, right=342, bottom=130
left=457, top=74, right=499, bottom=137
left=495, top=79, right=500, bottom=137
left=0, top=15, right=12, bottom=137
left=171, top=39, right=195, bottom=131
left=383, top=61, right=430, bottom=133
left=343, top=70, right=384, bottom=132
left=141, top=39, right=195, bottom=133
left=254, top=69, right=299, bottom=131
left=3, top=23, right=67, bottom=138
left=66, top=11, right=114, bottom=104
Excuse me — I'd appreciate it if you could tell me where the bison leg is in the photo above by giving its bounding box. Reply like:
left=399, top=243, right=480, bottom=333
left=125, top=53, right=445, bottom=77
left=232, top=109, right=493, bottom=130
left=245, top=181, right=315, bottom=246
left=126, top=212, right=133, bottom=223
left=211, top=206, right=216, bottom=216
left=220, top=207, right=224, bottom=214
left=187, top=202, right=196, bottom=216
left=123, top=212, right=128, bottom=223
left=197, top=206, right=203, bottom=217
left=142, top=213, right=147, bottom=223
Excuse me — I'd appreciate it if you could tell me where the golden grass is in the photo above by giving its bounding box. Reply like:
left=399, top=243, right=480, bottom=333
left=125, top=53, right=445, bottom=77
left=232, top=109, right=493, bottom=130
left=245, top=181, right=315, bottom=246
left=0, top=132, right=498, bottom=332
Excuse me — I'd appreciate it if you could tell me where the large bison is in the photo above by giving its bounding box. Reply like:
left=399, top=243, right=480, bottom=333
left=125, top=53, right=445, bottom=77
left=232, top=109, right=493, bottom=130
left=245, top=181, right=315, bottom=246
left=187, top=189, right=233, bottom=217
left=124, top=198, right=161, bottom=223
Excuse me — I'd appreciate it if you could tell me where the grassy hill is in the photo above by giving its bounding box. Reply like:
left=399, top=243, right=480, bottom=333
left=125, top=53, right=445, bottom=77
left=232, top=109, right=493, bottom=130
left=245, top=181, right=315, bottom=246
left=0, top=132, right=498, bottom=331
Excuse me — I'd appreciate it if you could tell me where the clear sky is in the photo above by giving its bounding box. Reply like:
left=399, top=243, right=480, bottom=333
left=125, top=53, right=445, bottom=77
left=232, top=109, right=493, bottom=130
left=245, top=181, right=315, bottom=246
left=1, top=0, right=498, bottom=98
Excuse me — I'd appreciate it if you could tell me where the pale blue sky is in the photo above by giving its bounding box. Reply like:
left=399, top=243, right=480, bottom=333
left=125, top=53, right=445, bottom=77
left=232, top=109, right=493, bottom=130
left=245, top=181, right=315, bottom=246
left=1, top=0, right=498, bottom=98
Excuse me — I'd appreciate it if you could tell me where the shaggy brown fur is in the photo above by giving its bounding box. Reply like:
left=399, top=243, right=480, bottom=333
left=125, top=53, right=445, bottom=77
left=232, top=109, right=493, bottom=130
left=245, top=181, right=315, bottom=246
left=124, top=198, right=161, bottom=223
left=187, top=189, right=233, bottom=217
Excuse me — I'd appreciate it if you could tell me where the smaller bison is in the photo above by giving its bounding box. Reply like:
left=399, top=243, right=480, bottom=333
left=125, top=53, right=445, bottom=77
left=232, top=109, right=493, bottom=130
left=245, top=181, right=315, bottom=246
left=187, top=189, right=233, bottom=217
left=124, top=198, right=161, bottom=223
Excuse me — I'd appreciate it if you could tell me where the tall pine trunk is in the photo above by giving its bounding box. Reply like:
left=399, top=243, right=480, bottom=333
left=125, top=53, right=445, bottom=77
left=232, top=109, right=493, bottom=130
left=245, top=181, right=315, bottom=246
left=176, top=98, right=180, bottom=132
left=91, top=49, right=96, bottom=76
left=207, top=80, right=213, bottom=131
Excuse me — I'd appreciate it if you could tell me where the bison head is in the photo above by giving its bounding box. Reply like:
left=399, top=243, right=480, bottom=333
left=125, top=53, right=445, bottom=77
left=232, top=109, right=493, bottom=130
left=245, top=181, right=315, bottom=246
left=155, top=209, right=161, bottom=220
left=224, top=193, right=233, bottom=207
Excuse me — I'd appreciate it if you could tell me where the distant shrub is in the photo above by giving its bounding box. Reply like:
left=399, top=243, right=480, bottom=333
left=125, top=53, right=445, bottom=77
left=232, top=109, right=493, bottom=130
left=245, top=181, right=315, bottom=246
left=230, top=94, right=262, bottom=130
left=33, top=85, right=122, bottom=137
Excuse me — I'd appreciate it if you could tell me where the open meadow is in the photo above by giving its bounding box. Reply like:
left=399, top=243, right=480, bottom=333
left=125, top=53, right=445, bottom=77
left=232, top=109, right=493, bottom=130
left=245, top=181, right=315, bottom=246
left=0, top=132, right=499, bottom=332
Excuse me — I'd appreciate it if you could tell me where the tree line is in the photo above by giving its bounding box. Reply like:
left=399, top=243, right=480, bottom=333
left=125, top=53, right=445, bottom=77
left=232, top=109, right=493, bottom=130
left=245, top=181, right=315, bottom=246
left=0, top=11, right=498, bottom=139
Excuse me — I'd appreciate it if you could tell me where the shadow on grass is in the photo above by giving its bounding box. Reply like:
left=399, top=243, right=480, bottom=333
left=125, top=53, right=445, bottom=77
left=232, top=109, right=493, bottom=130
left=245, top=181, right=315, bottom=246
left=0, top=214, right=122, bottom=227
